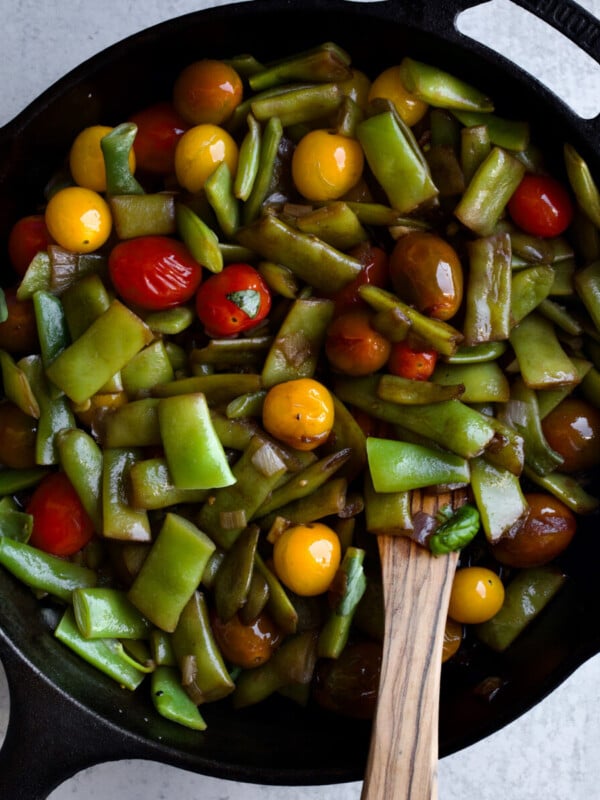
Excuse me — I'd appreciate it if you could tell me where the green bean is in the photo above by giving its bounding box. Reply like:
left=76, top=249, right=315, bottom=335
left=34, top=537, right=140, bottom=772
left=510, top=265, right=555, bottom=325
left=318, top=546, right=366, bottom=659
left=32, top=290, right=70, bottom=368
left=399, top=57, right=493, bottom=112
left=109, top=193, right=176, bottom=239
left=101, top=123, right=144, bottom=197
left=295, top=202, right=368, bottom=251
left=377, top=372, right=465, bottom=404
left=0, top=505, right=33, bottom=542
left=16, top=251, right=51, bottom=300
left=250, top=82, right=343, bottom=127
left=73, top=587, right=153, bottom=639
left=452, top=110, right=529, bottom=150
left=0, top=350, right=40, bottom=418
left=470, top=456, right=528, bottom=543
left=61, top=273, right=111, bottom=339
left=205, top=162, right=239, bottom=237
left=431, top=361, right=509, bottom=403
left=366, top=437, right=469, bottom=492
left=249, top=43, right=351, bottom=91
left=234, top=114, right=261, bottom=201
left=509, top=311, right=580, bottom=390
left=460, top=124, right=491, bottom=184
left=213, top=524, right=260, bottom=622
left=151, top=666, right=207, bottom=730
left=363, top=472, right=412, bottom=536
left=574, top=261, right=600, bottom=332
left=242, top=116, right=283, bottom=225
left=176, top=203, right=223, bottom=274
left=102, top=448, right=152, bottom=542
left=56, top=428, right=103, bottom=532
left=523, top=464, right=599, bottom=514
left=564, top=143, right=600, bottom=228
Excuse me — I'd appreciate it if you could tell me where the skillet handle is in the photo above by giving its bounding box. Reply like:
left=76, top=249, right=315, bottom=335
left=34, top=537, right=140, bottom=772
left=0, top=635, right=148, bottom=800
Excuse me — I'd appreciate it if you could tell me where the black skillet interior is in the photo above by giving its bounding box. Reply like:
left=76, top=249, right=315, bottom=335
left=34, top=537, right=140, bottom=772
left=1, top=0, right=600, bottom=795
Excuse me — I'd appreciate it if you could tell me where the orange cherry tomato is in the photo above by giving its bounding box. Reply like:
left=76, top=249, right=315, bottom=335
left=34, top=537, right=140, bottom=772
left=173, top=59, right=243, bottom=125
left=7, top=214, right=54, bottom=277
left=389, top=231, right=463, bottom=321
left=174, top=123, right=239, bottom=193
left=262, top=378, right=335, bottom=451
left=329, top=241, right=389, bottom=314
left=109, top=235, right=202, bottom=311
left=0, top=401, right=38, bottom=469
left=0, top=288, right=39, bottom=354
left=541, top=397, right=600, bottom=473
left=387, top=337, right=438, bottom=381
left=195, top=262, right=271, bottom=337
left=508, top=173, right=574, bottom=238
left=291, top=129, right=364, bottom=202
left=325, top=309, right=391, bottom=376
left=27, top=471, right=95, bottom=556
left=491, top=492, right=576, bottom=568
left=210, top=610, right=282, bottom=669
left=272, top=522, right=341, bottom=596
left=129, top=102, right=189, bottom=174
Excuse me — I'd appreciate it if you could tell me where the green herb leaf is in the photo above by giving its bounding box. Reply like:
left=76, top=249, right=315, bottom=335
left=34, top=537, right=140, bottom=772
left=227, top=289, right=261, bottom=318
left=429, top=503, right=480, bottom=555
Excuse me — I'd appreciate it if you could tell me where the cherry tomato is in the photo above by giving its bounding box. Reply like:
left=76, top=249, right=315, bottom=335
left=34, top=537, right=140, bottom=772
left=0, top=288, right=39, bottom=354
left=195, top=262, right=271, bottom=336
left=109, top=235, right=202, bottom=311
left=291, top=129, right=364, bottom=202
left=330, top=241, right=389, bottom=314
left=368, top=64, right=428, bottom=126
left=174, top=123, right=239, bottom=193
left=507, top=173, right=574, bottom=238
left=69, top=125, right=135, bottom=192
left=272, top=522, right=341, bottom=596
left=491, top=492, right=576, bottom=568
left=0, top=401, right=38, bottom=469
left=27, top=471, right=95, bottom=556
left=541, top=397, right=600, bottom=473
left=210, top=610, right=282, bottom=669
left=173, top=59, right=243, bottom=126
left=45, top=186, right=112, bottom=253
left=7, top=215, right=54, bottom=277
left=442, top=617, right=463, bottom=663
left=387, top=337, right=438, bottom=381
left=325, top=309, right=391, bottom=376
left=129, top=102, right=188, bottom=174
left=262, top=377, right=335, bottom=451
left=313, top=639, right=382, bottom=719
left=448, top=566, right=505, bottom=625
left=389, top=231, right=463, bottom=321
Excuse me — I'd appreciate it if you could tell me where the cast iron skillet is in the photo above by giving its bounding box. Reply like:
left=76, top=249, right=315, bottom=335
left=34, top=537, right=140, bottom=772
left=1, top=1, right=600, bottom=797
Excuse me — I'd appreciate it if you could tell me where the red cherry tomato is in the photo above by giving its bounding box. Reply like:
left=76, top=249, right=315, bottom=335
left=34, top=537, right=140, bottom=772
left=108, top=235, right=202, bottom=310
left=508, top=173, right=574, bottom=238
left=387, top=337, right=438, bottom=380
left=195, top=263, right=271, bottom=336
left=325, top=309, right=391, bottom=376
left=8, top=214, right=54, bottom=277
left=330, top=241, right=389, bottom=313
left=27, top=471, right=95, bottom=556
left=129, top=102, right=188, bottom=174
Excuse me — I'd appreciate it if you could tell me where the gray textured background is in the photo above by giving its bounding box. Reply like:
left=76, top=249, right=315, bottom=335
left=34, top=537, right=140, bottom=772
left=1, top=1, right=600, bottom=798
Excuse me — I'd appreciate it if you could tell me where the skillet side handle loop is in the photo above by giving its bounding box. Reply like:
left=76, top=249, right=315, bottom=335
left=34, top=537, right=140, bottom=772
left=0, top=635, right=144, bottom=800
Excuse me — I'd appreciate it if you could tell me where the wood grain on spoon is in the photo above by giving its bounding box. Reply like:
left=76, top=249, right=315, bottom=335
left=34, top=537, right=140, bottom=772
left=361, top=488, right=468, bottom=800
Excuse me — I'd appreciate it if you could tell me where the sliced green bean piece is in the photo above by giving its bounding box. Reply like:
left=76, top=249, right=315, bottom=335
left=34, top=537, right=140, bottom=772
left=0, top=466, right=48, bottom=496
left=234, top=114, right=261, bottom=201
left=254, top=552, right=298, bottom=635
left=101, top=123, right=144, bottom=196
left=102, top=448, right=151, bottom=542
left=363, top=472, right=412, bottom=536
left=103, top=398, right=160, bottom=448
left=537, top=358, right=592, bottom=419
left=0, top=350, right=40, bottom=418
left=356, top=110, right=438, bottom=213
left=110, top=193, right=176, bottom=239
left=143, top=306, right=195, bottom=336
left=73, top=587, right=153, bottom=640
left=510, top=265, right=555, bottom=325
left=256, top=477, right=349, bottom=530
left=431, top=361, right=509, bottom=403
left=56, top=428, right=103, bottom=532
left=366, top=437, right=469, bottom=492
left=172, top=591, right=235, bottom=703
left=16, top=251, right=51, bottom=300
left=399, top=57, right=493, bottom=111
left=238, top=568, right=271, bottom=624
left=249, top=43, right=351, bottom=91
left=151, top=666, right=207, bottom=730
left=243, top=116, right=283, bottom=225
left=121, top=340, right=175, bottom=396
left=226, top=390, right=266, bottom=419
left=318, top=546, right=366, bottom=659
left=261, top=297, right=334, bottom=387
left=453, top=110, right=529, bottom=150
left=250, top=82, right=343, bottom=127
left=33, top=290, right=70, bottom=368
left=476, top=565, right=567, bottom=652
left=128, top=457, right=207, bottom=510
left=237, top=213, right=361, bottom=293
left=445, top=341, right=507, bottom=363
left=470, top=456, right=528, bottom=543
left=463, top=233, right=512, bottom=343
left=509, top=311, right=580, bottom=390
left=213, top=524, right=260, bottom=622
left=538, top=297, right=583, bottom=336
left=205, top=162, right=239, bottom=237
left=152, top=372, right=262, bottom=404
left=176, top=203, right=223, bottom=274
left=295, top=202, right=368, bottom=251
left=61, top=273, right=111, bottom=340
left=523, top=464, right=599, bottom=514
left=461, top=124, right=491, bottom=184
left=0, top=505, right=32, bottom=542
left=377, top=373, right=465, bottom=404
left=55, top=607, right=146, bottom=690
left=574, top=260, right=600, bottom=333
left=0, top=537, right=96, bottom=602
left=48, top=246, right=108, bottom=296
left=454, top=147, right=525, bottom=236
left=564, top=143, right=600, bottom=229
left=150, top=630, right=177, bottom=667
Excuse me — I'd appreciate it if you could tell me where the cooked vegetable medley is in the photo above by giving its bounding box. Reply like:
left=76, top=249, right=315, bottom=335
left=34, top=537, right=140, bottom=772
left=1, top=42, right=600, bottom=731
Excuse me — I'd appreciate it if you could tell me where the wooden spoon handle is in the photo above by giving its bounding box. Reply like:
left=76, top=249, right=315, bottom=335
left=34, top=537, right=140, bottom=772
left=361, top=535, right=459, bottom=800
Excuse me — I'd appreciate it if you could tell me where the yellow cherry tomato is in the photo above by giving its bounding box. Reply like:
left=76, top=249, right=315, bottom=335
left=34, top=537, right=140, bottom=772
left=262, top=377, right=335, bottom=451
left=441, top=617, right=463, bottom=663
left=173, top=59, right=243, bottom=125
left=448, top=567, right=505, bottom=625
left=69, top=125, right=136, bottom=192
left=174, top=123, right=239, bottom=193
left=368, top=65, right=428, bottom=127
left=45, top=186, right=112, bottom=253
left=291, top=129, right=364, bottom=202
left=273, top=522, right=341, bottom=596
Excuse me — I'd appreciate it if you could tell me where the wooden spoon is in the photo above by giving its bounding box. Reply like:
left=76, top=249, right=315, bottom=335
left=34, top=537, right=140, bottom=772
left=361, top=489, right=466, bottom=800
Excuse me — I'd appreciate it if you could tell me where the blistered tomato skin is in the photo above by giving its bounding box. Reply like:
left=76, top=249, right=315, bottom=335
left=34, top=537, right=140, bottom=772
left=27, top=471, right=95, bottom=557
left=389, top=231, right=463, bottom=321
left=109, top=235, right=202, bottom=311
left=262, top=378, right=335, bottom=451
left=291, top=129, right=364, bottom=202
left=45, top=186, right=112, bottom=253
left=173, top=59, right=243, bottom=126
left=129, top=102, right=188, bottom=174
left=195, top=263, right=271, bottom=336
left=174, top=123, right=239, bottom=193
left=448, top=567, right=505, bottom=625
left=387, top=338, right=438, bottom=381
left=368, top=65, right=428, bottom=126
left=273, top=522, right=342, bottom=596
left=325, top=309, right=391, bottom=376
left=508, top=173, right=574, bottom=237
left=210, top=611, right=282, bottom=669
left=8, top=215, right=54, bottom=277
left=492, top=492, right=576, bottom=568
left=541, top=397, right=600, bottom=473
